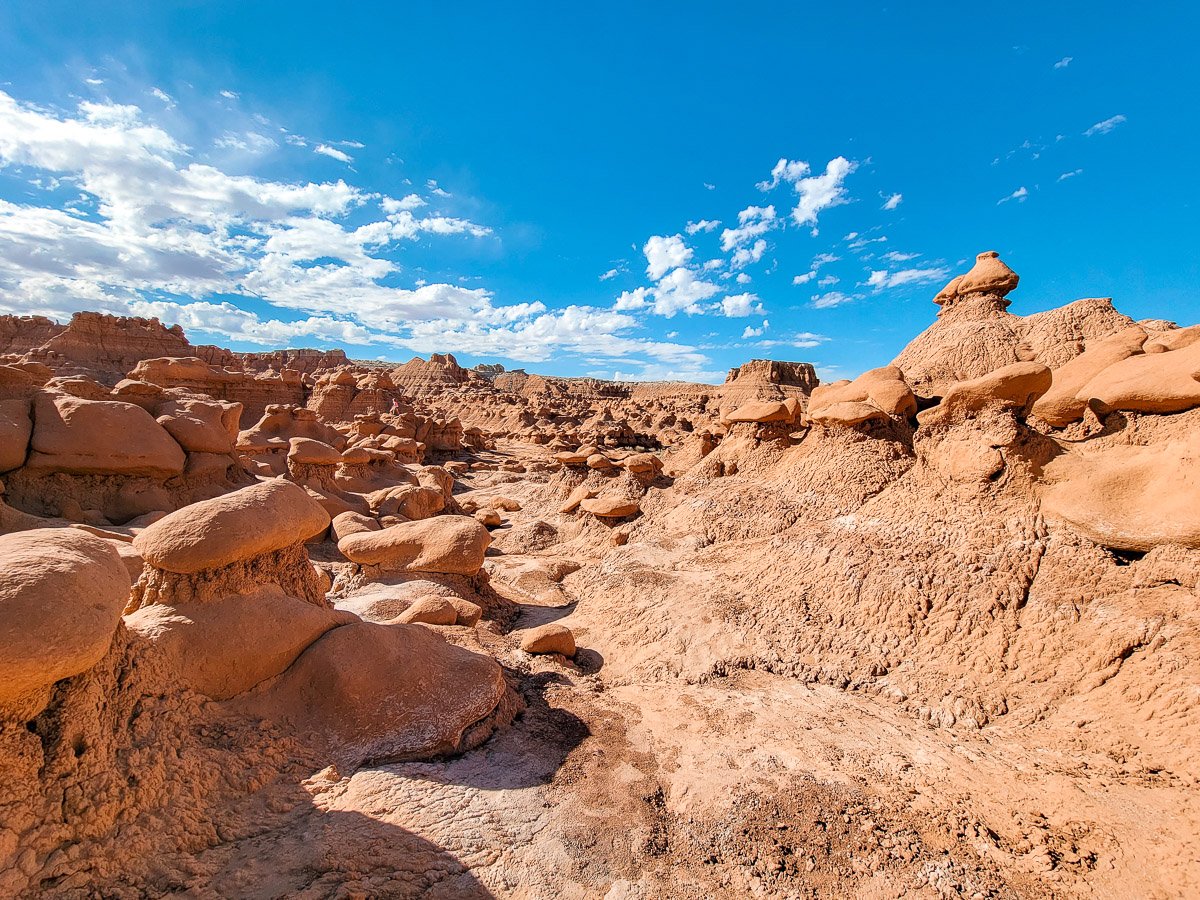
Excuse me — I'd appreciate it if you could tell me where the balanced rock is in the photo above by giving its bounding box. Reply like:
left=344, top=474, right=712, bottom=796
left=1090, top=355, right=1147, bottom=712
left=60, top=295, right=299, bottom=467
left=580, top=497, right=640, bottom=518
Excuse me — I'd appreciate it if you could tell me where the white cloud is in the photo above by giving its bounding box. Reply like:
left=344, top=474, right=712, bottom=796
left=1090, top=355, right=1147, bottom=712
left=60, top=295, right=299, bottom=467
left=215, top=131, right=278, bottom=154
left=810, top=291, right=855, bottom=309
left=599, top=268, right=620, bottom=281
left=866, top=267, right=950, bottom=290
left=380, top=193, right=426, bottom=213
left=703, top=182, right=715, bottom=191
left=1054, top=57, right=1073, bottom=69
left=817, top=274, right=839, bottom=287
left=757, top=158, right=810, bottom=191
left=1057, top=169, right=1083, bottom=182
left=848, top=234, right=887, bottom=250
left=643, top=234, right=693, bottom=280
left=742, top=319, right=769, bottom=338
left=792, top=252, right=839, bottom=285
left=426, top=179, right=451, bottom=197
left=997, top=186, right=1028, bottom=204
left=735, top=272, right=751, bottom=284
left=219, top=90, right=239, bottom=100
left=1084, top=114, right=1126, bottom=137
left=150, top=87, right=175, bottom=108
left=729, top=238, right=767, bottom=270
left=315, top=143, right=352, bottom=163
left=685, top=219, right=720, bottom=234
left=882, top=193, right=903, bottom=210
left=651, top=267, right=719, bottom=316
left=614, top=287, right=650, bottom=310
left=719, top=205, right=775, bottom=251
left=760, top=157, right=857, bottom=231
left=881, top=250, right=919, bottom=263
left=0, top=86, right=725, bottom=379
left=720, top=292, right=764, bottom=317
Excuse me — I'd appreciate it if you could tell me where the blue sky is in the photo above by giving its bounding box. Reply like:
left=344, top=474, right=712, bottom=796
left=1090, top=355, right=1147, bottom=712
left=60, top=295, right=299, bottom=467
left=0, top=2, right=1196, bottom=382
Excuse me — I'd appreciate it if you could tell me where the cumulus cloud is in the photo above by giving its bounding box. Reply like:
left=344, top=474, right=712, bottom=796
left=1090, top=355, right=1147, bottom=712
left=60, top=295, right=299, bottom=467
left=719, top=205, right=775, bottom=252
left=759, top=156, right=856, bottom=231
left=0, top=86, right=723, bottom=378
left=866, top=267, right=950, bottom=290
left=742, top=319, right=769, bottom=338
left=1084, top=114, right=1126, bottom=136
left=651, top=267, right=720, bottom=317
left=643, top=234, right=693, bottom=280
left=685, top=219, right=720, bottom=234
left=729, top=238, right=767, bottom=270
left=882, top=193, right=903, bottom=210
left=719, top=292, right=764, bottom=317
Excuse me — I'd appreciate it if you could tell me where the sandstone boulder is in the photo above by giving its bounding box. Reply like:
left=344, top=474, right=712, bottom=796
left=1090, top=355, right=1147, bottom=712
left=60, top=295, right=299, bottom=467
left=338, top=516, right=492, bottom=575
left=520, top=623, right=576, bottom=656
left=0, top=529, right=130, bottom=718
left=133, top=479, right=330, bottom=574
left=580, top=497, right=640, bottom=518
left=26, top=392, right=185, bottom=476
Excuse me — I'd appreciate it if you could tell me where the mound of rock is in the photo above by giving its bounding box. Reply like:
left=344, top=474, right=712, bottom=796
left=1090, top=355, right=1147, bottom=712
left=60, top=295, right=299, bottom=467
left=339, top=515, right=492, bottom=575
left=0, top=529, right=129, bottom=719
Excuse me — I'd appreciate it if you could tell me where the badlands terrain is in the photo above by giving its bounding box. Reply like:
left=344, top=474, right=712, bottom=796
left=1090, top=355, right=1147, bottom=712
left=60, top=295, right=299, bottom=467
left=1, top=250, right=1199, bottom=898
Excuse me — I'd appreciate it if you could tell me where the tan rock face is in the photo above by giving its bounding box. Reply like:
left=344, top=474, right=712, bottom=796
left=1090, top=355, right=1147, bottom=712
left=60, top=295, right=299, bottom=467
left=0, top=529, right=129, bottom=719
left=0, top=398, right=32, bottom=472
left=1041, top=438, right=1200, bottom=551
left=133, top=479, right=330, bottom=574
left=580, top=496, right=640, bottom=518
left=338, top=516, right=492, bottom=575
left=230, top=621, right=507, bottom=767
left=808, top=366, right=917, bottom=427
left=26, top=392, right=186, bottom=476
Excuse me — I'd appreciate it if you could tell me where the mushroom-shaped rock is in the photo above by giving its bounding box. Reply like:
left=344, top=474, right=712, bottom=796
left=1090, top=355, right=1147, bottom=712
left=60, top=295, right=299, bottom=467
left=622, top=453, right=664, bottom=475
left=231, top=621, right=507, bottom=767
left=133, top=479, right=330, bottom=575
left=580, top=497, right=640, bottom=518
left=1041, top=439, right=1200, bottom=551
left=368, top=484, right=446, bottom=521
left=560, top=485, right=597, bottom=513
left=955, top=251, right=1019, bottom=299
left=338, top=516, right=492, bottom=575
left=26, top=392, right=185, bottom=476
left=586, top=453, right=616, bottom=470
left=520, top=623, right=576, bottom=657
left=0, top=529, right=130, bottom=719
left=288, top=437, right=342, bottom=466
left=727, top=400, right=795, bottom=424
left=126, top=587, right=357, bottom=700
left=917, top=362, right=1052, bottom=427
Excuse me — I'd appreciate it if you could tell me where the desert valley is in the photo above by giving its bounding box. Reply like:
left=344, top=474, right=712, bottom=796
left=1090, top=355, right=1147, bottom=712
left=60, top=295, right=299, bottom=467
left=2, top=250, right=1199, bottom=897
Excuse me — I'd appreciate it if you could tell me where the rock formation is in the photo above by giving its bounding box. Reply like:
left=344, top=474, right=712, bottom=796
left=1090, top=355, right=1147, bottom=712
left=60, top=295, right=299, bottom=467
left=3, top=249, right=1200, bottom=897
